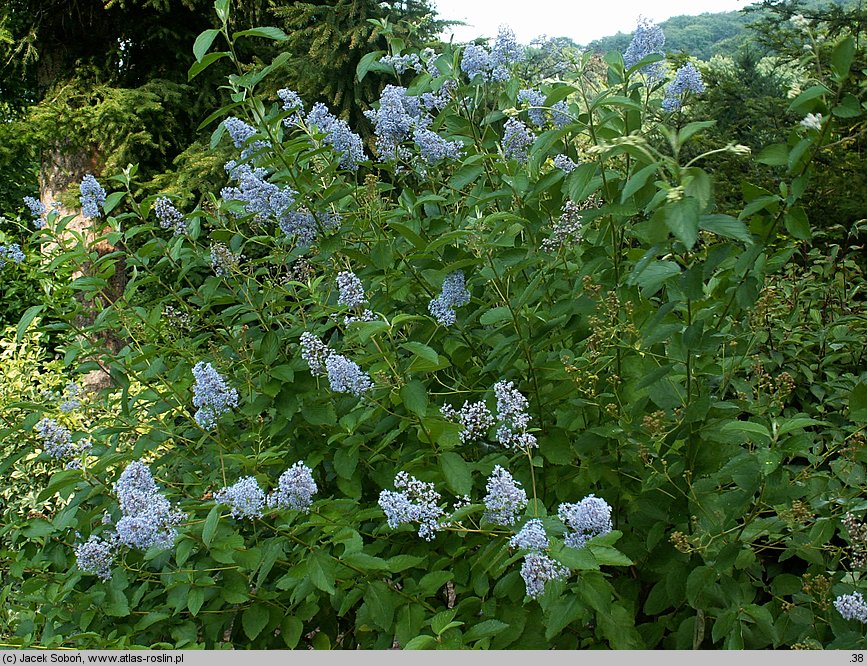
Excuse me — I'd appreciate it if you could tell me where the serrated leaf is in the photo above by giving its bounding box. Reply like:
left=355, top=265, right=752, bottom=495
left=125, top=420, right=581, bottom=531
left=587, top=544, right=633, bottom=566
left=187, top=588, right=205, bottom=616
left=404, top=635, right=437, bottom=649
left=439, top=451, right=472, bottom=495
left=664, top=196, right=700, bottom=249
left=479, top=306, right=512, bottom=326
left=202, top=505, right=220, bottom=548
left=16, top=305, right=42, bottom=343
left=850, top=382, right=867, bottom=422
left=242, top=604, right=269, bottom=640
left=365, top=581, right=396, bottom=631
left=699, top=214, right=753, bottom=244
left=233, top=27, right=288, bottom=41
left=193, top=28, right=220, bottom=62
left=400, top=380, right=428, bottom=418
left=831, top=35, right=855, bottom=81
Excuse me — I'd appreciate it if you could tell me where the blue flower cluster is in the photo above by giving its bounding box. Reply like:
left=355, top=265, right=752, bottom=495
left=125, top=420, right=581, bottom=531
left=0, top=243, right=25, bottom=268
left=421, top=80, right=456, bottom=112
left=74, top=534, right=116, bottom=581
left=114, top=461, right=186, bottom=551
left=279, top=208, right=340, bottom=247
left=277, top=88, right=304, bottom=126
left=215, top=476, right=266, bottom=519
left=379, top=53, right=424, bottom=75
left=662, top=62, right=705, bottom=112
left=553, top=154, right=578, bottom=174
left=517, top=89, right=570, bottom=128
left=482, top=465, right=528, bottom=526
left=378, top=471, right=444, bottom=541
left=365, top=85, right=461, bottom=165
left=502, top=118, right=535, bottom=163
left=221, top=163, right=295, bottom=221
left=154, top=197, right=187, bottom=235
left=493, top=380, right=537, bottom=449
left=267, top=462, right=318, bottom=513
left=835, top=592, right=867, bottom=623
left=520, top=552, right=569, bottom=599
left=510, top=518, right=549, bottom=551
left=300, top=332, right=332, bottom=376
left=623, top=17, right=666, bottom=81
left=79, top=174, right=106, bottom=219
left=223, top=116, right=271, bottom=161
left=191, top=361, right=239, bottom=430
left=209, top=242, right=242, bottom=278
left=325, top=354, right=373, bottom=397
left=558, top=494, right=613, bottom=549
left=541, top=200, right=583, bottom=252
left=23, top=196, right=47, bottom=229
left=336, top=271, right=367, bottom=308
left=428, top=271, right=471, bottom=327
left=305, top=103, right=366, bottom=170
left=460, top=26, right=523, bottom=82
left=440, top=400, right=494, bottom=444
left=36, top=417, right=91, bottom=465
left=59, top=382, right=83, bottom=413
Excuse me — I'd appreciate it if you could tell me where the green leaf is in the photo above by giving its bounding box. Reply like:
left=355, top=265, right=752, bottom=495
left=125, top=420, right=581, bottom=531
left=621, top=164, right=657, bottom=202
left=404, top=635, right=437, bottom=649
left=784, top=208, right=811, bottom=240
left=16, top=305, right=42, bottom=343
left=214, top=0, right=230, bottom=23
left=756, top=143, right=788, bottom=167
left=279, top=617, right=302, bottom=648
left=103, top=191, right=125, bottom=215
left=202, top=505, right=220, bottom=548
left=187, top=588, right=205, bottom=616
left=553, top=545, right=599, bottom=570
left=850, top=382, right=867, bottom=422
left=449, top=165, right=484, bottom=190
left=464, top=618, right=509, bottom=643
left=400, top=380, right=428, bottom=418
left=439, top=452, right=472, bottom=495
left=664, top=197, right=700, bottom=249
left=720, top=420, right=771, bottom=441
left=193, top=29, right=220, bottom=62
left=788, top=84, right=830, bottom=113
left=233, top=27, right=288, bottom=41
left=242, top=604, right=270, bottom=640
left=365, top=581, right=396, bottom=631
left=307, top=552, right=336, bottom=594
left=188, top=51, right=229, bottom=81
left=356, top=50, right=386, bottom=82
left=587, top=544, right=633, bottom=566
left=699, top=214, right=753, bottom=244
left=430, top=609, right=458, bottom=635
left=402, top=341, right=440, bottom=368
left=629, top=260, right=680, bottom=297
left=686, top=566, right=716, bottom=609
left=479, top=306, right=512, bottom=326
left=831, top=35, right=855, bottom=81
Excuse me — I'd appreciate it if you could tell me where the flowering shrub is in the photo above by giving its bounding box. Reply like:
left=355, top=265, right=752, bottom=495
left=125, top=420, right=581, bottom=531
left=1, top=2, right=866, bottom=650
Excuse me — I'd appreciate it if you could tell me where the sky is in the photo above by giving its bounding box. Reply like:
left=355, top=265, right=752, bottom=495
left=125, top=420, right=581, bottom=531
left=433, top=0, right=753, bottom=45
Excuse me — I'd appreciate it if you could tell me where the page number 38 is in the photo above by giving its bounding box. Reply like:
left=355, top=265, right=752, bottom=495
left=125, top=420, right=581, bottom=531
left=852, top=655, right=864, bottom=662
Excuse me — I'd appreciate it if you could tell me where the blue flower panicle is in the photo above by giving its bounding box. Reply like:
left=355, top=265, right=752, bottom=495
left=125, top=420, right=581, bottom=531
left=482, top=465, right=528, bottom=526
left=154, top=197, right=187, bottom=236
left=113, top=461, right=186, bottom=551
left=835, top=592, right=867, bottom=623
left=74, top=534, right=116, bottom=580
left=192, top=361, right=239, bottom=430
left=440, top=400, right=493, bottom=444
left=558, top=494, right=613, bottom=549
left=378, top=471, right=444, bottom=541
left=267, top=462, right=317, bottom=513
left=662, top=62, right=705, bottom=112
left=493, top=380, right=537, bottom=450
left=80, top=174, right=107, bottom=219
left=623, top=17, right=666, bottom=81
left=325, top=354, right=373, bottom=397
left=510, top=518, right=549, bottom=551
left=215, top=476, right=266, bottom=520
left=502, top=118, right=535, bottom=163
left=305, top=103, right=366, bottom=170
left=520, top=552, right=569, bottom=599
left=428, top=270, right=471, bottom=327
left=336, top=271, right=367, bottom=308
left=0, top=243, right=26, bottom=268
left=23, top=196, right=47, bottom=229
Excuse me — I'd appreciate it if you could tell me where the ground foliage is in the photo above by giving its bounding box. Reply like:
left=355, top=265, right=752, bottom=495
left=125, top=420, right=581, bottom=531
left=0, top=0, right=866, bottom=650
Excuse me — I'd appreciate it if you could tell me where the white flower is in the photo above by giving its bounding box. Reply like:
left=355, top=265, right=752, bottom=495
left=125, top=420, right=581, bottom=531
left=800, top=113, right=823, bottom=131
